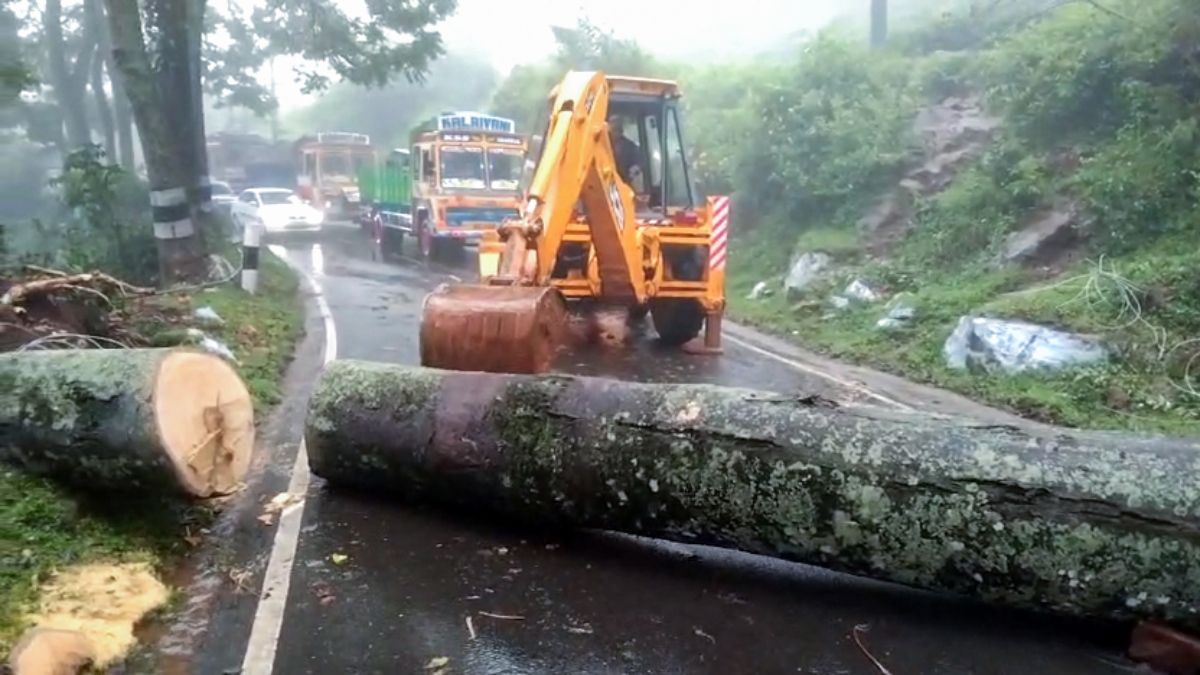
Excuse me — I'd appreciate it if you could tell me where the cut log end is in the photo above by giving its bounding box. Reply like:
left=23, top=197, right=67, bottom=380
left=152, top=350, right=254, bottom=497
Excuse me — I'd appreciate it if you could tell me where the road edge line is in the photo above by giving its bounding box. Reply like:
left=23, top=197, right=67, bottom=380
left=722, top=331, right=913, bottom=411
left=240, top=245, right=338, bottom=675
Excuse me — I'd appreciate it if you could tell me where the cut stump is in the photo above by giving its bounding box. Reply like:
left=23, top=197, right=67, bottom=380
left=0, top=348, right=254, bottom=498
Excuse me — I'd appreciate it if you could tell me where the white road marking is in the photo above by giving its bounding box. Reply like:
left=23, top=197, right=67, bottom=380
left=241, top=245, right=337, bottom=675
left=723, top=332, right=914, bottom=411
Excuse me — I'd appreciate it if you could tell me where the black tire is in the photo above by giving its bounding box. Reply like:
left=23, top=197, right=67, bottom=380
left=438, top=238, right=466, bottom=263
left=649, top=297, right=705, bottom=346
left=417, top=217, right=435, bottom=261
left=380, top=225, right=403, bottom=260
left=649, top=247, right=707, bottom=345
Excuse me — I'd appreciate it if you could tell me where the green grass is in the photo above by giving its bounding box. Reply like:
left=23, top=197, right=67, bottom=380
left=192, top=251, right=305, bottom=410
left=728, top=236, right=1200, bottom=435
left=0, top=248, right=305, bottom=655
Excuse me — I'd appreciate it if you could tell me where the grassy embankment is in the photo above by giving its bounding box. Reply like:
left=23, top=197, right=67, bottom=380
left=0, top=249, right=304, bottom=654
left=722, top=0, right=1200, bottom=434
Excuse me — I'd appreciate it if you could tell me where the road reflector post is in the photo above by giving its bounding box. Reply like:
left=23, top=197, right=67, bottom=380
left=242, top=222, right=261, bottom=294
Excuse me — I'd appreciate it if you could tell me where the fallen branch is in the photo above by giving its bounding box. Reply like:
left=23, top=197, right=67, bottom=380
left=1, top=270, right=155, bottom=308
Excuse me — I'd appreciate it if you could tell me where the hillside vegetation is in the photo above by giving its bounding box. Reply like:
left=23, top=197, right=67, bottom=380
left=490, top=0, right=1200, bottom=433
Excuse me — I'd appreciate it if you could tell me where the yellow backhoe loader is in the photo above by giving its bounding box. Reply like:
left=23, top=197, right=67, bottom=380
left=419, top=70, right=730, bottom=374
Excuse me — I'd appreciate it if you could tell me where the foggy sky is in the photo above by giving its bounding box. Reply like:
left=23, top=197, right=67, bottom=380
left=271, top=0, right=842, bottom=110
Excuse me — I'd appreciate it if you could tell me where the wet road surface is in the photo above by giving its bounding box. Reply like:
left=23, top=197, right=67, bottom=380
left=260, top=225, right=1135, bottom=675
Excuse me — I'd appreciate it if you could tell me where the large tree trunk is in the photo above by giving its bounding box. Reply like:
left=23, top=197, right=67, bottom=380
left=104, top=0, right=209, bottom=284
left=0, top=348, right=255, bottom=498
left=305, top=360, right=1200, bottom=630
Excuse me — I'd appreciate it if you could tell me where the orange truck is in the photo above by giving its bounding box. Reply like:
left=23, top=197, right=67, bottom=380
left=398, top=113, right=529, bottom=261
left=293, top=131, right=376, bottom=221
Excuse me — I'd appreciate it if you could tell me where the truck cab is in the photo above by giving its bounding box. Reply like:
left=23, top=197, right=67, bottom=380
left=402, top=112, right=528, bottom=261
left=294, top=131, right=375, bottom=221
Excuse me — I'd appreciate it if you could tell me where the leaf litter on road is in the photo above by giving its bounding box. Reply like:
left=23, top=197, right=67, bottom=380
left=257, top=492, right=304, bottom=526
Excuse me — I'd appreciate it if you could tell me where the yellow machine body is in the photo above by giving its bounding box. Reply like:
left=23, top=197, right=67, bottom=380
left=418, top=71, right=729, bottom=374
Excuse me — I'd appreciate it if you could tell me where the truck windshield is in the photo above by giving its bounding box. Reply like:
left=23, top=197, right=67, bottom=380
left=439, top=146, right=486, bottom=189
left=320, top=153, right=352, bottom=179
left=487, top=147, right=524, bottom=191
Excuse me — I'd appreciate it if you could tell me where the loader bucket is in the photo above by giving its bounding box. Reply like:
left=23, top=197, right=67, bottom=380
left=420, top=284, right=569, bottom=374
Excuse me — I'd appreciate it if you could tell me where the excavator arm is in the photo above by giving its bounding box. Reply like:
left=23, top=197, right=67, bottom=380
left=420, top=70, right=652, bottom=375
left=491, top=71, right=644, bottom=300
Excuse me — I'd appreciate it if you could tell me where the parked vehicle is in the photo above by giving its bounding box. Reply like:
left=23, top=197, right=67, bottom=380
left=230, top=187, right=325, bottom=234
left=211, top=180, right=236, bottom=213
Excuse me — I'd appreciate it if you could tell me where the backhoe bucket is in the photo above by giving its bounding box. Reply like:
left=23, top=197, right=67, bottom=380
left=420, top=284, right=569, bottom=374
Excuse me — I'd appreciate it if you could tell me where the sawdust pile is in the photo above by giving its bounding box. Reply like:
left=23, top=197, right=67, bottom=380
left=21, top=562, right=170, bottom=669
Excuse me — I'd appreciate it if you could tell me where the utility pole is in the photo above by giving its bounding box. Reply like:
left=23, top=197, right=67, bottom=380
left=870, top=0, right=888, bottom=49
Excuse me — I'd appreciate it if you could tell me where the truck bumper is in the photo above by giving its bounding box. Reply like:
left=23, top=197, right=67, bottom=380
left=435, top=229, right=487, bottom=243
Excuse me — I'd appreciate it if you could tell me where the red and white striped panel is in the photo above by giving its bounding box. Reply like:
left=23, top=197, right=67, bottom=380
left=708, top=195, right=730, bottom=271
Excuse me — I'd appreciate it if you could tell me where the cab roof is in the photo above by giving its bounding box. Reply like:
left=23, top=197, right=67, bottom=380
left=546, top=73, right=682, bottom=101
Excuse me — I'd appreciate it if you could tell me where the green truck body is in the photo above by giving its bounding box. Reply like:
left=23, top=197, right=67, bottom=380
left=357, top=149, right=412, bottom=217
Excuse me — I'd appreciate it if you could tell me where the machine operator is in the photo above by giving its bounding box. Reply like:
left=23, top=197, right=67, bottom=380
left=608, top=115, right=644, bottom=195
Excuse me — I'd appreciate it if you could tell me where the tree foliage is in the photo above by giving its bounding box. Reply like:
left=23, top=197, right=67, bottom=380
left=284, top=49, right=499, bottom=149
left=0, top=0, right=34, bottom=106
left=489, top=18, right=665, bottom=132
left=248, top=0, right=457, bottom=94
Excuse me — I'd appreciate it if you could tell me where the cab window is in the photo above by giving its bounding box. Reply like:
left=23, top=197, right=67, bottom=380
left=663, top=106, right=695, bottom=208
left=637, top=113, right=663, bottom=200
left=420, top=147, right=436, bottom=182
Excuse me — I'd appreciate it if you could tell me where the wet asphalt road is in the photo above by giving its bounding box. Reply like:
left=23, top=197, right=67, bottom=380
left=263, top=225, right=1135, bottom=675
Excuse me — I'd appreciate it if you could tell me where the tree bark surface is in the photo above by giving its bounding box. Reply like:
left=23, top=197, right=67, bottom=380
left=305, top=360, right=1200, bottom=628
left=105, top=0, right=209, bottom=283
left=0, top=348, right=255, bottom=497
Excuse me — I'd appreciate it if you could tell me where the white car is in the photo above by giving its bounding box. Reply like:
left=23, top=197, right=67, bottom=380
left=231, top=188, right=325, bottom=234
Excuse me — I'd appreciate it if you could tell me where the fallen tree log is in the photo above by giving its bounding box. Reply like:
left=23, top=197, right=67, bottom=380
left=305, top=360, right=1200, bottom=628
left=0, top=348, right=255, bottom=498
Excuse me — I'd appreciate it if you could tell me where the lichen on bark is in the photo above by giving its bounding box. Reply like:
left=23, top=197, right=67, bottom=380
left=303, top=361, right=1200, bottom=628
left=0, top=349, right=183, bottom=494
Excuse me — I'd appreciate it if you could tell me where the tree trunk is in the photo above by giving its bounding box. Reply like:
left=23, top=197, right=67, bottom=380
left=44, top=0, right=92, bottom=150
left=305, top=360, right=1200, bottom=630
left=90, top=53, right=116, bottom=160
left=104, top=0, right=209, bottom=284
left=0, top=348, right=255, bottom=498
left=96, top=1, right=135, bottom=170
left=87, top=0, right=116, bottom=160
left=186, top=0, right=218, bottom=248
left=870, top=0, right=888, bottom=49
